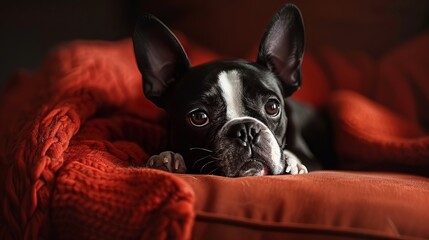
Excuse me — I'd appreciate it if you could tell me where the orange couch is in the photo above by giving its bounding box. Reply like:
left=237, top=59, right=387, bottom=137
left=1, top=1, right=429, bottom=239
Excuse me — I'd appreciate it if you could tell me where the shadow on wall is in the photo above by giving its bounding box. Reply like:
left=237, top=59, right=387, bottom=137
left=142, top=0, right=429, bottom=57
left=1, top=0, right=428, bottom=90
left=0, top=1, right=137, bottom=90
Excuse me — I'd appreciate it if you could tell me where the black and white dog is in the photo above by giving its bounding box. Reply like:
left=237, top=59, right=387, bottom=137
left=133, top=4, right=332, bottom=177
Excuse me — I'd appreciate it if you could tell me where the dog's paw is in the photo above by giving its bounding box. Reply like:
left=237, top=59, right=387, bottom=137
left=146, top=151, right=187, bottom=174
left=283, top=150, right=308, bottom=175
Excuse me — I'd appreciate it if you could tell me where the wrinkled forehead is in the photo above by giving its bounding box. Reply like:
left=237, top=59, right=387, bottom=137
left=168, top=61, right=283, bottom=114
left=187, top=61, right=281, bottom=94
left=215, top=67, right=284, bottom=119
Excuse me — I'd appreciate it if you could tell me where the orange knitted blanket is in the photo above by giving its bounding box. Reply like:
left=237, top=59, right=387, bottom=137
left=1, top=33, right=429, bottom=239
left=0, top=38, right=215, bottom=239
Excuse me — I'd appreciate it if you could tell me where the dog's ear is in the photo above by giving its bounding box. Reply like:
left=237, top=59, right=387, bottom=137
left=257, top=4, right=305, bottom=97
left=133, top=15, right=191, bottom=108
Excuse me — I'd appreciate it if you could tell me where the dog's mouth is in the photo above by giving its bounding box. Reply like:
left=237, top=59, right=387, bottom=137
left=236, top=160, right=271, bottom=177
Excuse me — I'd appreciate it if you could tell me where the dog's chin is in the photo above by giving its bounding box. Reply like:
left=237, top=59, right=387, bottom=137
left=236, top=161, right=271, bottom=177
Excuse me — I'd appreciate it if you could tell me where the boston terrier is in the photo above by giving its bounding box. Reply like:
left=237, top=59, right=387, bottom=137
left=133, top=4, right=332, bottom=177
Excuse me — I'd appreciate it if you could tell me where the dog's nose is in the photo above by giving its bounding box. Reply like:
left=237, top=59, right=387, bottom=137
left=230, top=122, right=261, bottom=147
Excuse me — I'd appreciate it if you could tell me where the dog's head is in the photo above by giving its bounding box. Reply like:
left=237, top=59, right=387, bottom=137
left=133, top=4, right=304, bottom=176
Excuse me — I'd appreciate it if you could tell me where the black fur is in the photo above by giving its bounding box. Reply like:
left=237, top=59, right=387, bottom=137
left=133, top=4, right=334, bottom=176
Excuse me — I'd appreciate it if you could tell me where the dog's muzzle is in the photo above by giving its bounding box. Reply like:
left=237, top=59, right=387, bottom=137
left=218, top=117, right=283, bottom=177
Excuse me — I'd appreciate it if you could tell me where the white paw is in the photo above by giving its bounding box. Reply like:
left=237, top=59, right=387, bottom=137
left=283, top=150, right=308, bottom=175
left=146, top=151, right=187, bottom=173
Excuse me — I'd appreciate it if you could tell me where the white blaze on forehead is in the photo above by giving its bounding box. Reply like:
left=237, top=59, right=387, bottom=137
left=218, top=70, right=244, bottom=120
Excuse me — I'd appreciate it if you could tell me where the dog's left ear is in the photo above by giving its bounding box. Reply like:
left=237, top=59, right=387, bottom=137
left=257, top=4, right=305, bottom=97
left=133, top=15, right=191, bottom=108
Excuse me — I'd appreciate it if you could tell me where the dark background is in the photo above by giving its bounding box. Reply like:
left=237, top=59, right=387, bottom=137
left=1, top=0, right=429, bottom=90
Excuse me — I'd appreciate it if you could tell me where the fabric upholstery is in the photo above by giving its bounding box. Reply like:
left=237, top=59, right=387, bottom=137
left=181, top=172, right=429, bottom=239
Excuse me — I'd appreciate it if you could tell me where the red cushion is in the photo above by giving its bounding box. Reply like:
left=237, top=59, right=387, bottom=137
left=180, top=171, right=429, bottom=239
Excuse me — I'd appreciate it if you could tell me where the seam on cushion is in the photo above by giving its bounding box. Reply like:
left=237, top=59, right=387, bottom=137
left=194, top=212, right=419, bottom=240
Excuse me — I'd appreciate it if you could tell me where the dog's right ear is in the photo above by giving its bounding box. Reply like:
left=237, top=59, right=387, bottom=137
left=133, top=15, right=191, bottom=108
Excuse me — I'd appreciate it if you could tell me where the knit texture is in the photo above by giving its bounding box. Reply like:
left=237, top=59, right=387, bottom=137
left=0, top=37, right=219, bottom=239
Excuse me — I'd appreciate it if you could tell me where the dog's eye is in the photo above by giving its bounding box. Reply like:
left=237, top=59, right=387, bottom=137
left=265, top=99, right=281, bottom=117
left=189, top=110, right=210, bottom=127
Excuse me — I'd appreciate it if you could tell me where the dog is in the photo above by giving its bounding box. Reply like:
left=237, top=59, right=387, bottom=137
left=133, top=4, right=333, bottom=177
